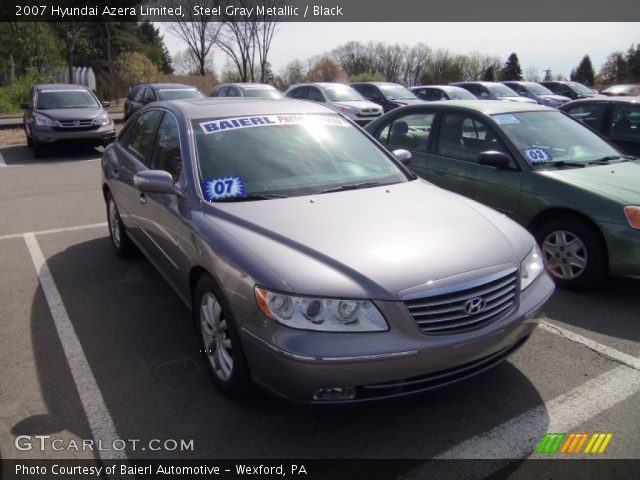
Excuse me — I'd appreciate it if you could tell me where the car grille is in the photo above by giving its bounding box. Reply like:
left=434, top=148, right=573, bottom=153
left=356, top=335, right=528, bottom=400
left=56, top=120, right=96, bottom=129
left=404, top=268, right=518, bottom=334
left=356, top=111, right=381, bottom=117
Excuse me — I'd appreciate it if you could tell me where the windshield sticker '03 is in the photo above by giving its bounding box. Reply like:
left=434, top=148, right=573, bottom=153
left=523, top=148, right=553, bottom=164
left=493, top=114, right=521, bottom=125
left=199, top=115, right=347, bottom=134
left=204, top=176, right=245, bottom=201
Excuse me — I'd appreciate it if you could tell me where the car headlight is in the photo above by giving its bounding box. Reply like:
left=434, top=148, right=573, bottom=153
left=520, top=244, right=544, bottom=290
left=93, top=113, right=111, bottom=126
left=338, top=106, right=352, bottom=114
left=543, top=98, right=561, bottom=107
left=34, top=113, right=59, bottom=127
left=255, top=287, right=388, bottom=332
left=624, top=206, right=640, bottom=229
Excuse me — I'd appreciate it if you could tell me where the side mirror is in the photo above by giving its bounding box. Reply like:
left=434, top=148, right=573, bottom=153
left=133, top=170, right=176, bottom=194
left=101, top=101, right=110, bottom=108
left=20, top=103, right=29, bottom=110
left=392, top=149, right=412, bottom=166
left=478, top=150, right=512, bottom=169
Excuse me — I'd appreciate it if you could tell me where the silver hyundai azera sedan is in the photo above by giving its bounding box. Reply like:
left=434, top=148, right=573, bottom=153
left=101, top=98, right=555, bottom=403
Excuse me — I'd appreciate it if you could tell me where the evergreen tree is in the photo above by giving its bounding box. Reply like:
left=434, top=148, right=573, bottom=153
left=482, top=65, right=496, bottom=81
left=501, top=53, right=523, bottom=81
left=571, top=55, right=595, bottom=86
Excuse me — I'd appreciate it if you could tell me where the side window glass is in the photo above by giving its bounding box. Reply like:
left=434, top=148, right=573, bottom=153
left=152, top=114, right=182, bottom=181
left=387, top=113, right=434, bottom=152
left=228, top=87, right=240, bottom=97
left=143, top=88, right=156, bottom=103
left=437, top=114, right=509, bottom=163
left=121, top=110, right=163, bottom=166
left=611, top=104, right=640, bottom=139
left=308, top=88, right=324, bottom=102
left=565, top=103, right=606, bottom=130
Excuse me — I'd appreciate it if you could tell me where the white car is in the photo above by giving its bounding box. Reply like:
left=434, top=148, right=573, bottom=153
left=285, top=82, right=383, bottom=126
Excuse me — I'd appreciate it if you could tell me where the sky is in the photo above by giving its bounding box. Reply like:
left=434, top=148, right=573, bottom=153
left=157, top=22, right=639, bottom=80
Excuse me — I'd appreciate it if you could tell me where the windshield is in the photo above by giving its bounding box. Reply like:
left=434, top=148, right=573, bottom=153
left=156, top=89, right=204, bottom=101
left=243, top=87, right=285, bottom=99
left=323, top=85, right=364, bottom=102
left=36, top=90, right=99, bottom=109
left=567, top=82, right=594, bottom=95
left=379, top=85, right=417, bottom=100
left=448, top=89, right=477, bottom=100
left=492, top=111, right=620, bottom=167
left=522, top=83, right=554, bottom=95
left=487, top=84, right=520, bottom=98
left=192, top=114, right=408, bottom=201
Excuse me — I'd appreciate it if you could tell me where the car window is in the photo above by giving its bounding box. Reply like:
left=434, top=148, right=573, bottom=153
left=120, top=110, right=163, bottom=166
left=308, top=87, right=325, bottom=102
left=492, top=111, right=619, bottom=166
left=383, top=113, right=434, bottom=152
left=143, top=88, right=156, bottom=103
left=152, top=113, right=182, bottom=180
left=437, top=113, right=509, bottom=163
left=192, top=114, right=409, bottom=200
left=367, top=86, right=385, bottom=102
left=243, top=87, right=284, bottom=99
left=130, top=86, right=143, bottom=102
left=564, top=103, right=606, bottom=130
left=36, top=89, right=99, bottom=109
left=216, top=86, right=228, bottom=97
left=610, top=103, right=640, bottom=140
left=156, top=89, right=204, bottom=101
left=287, top=87, right=308, bottom=99
left=227, top=87, right=241, bottom=97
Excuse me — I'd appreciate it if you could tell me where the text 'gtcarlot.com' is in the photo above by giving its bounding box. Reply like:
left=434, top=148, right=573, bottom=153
left=14, top=435, right=194, bottom=452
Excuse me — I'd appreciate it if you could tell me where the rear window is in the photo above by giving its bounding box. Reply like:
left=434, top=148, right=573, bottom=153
left=36, top=90, right=99, bottom=109
left=243, top=87, right=284, bottom=99
left=156, top=89, right=204, bottom=101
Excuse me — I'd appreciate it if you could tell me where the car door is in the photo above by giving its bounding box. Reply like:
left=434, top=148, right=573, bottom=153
left=138, top=111, right=191, bottom=289
left=608, top=102, right=640, bottom=155
left=373, top=110, right=435, bottom=177
left=427, top=111, right=522, bottom=215
left=112, top=109, right=164, bottom=249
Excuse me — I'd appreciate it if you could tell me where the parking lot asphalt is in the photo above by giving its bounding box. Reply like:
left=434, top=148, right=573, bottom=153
left=1, top=145, right=639, bottom=473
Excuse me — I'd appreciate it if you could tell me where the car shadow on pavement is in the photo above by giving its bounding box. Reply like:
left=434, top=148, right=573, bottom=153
left=25, top=236, right=549, bottom=462
left=1, top=145, right=103, bottom=166
left=543, top=277, right=640, bottom=342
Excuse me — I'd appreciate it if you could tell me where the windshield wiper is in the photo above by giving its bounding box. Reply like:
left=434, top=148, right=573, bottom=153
left=587, top=155, right=635, bottom=165
left=213, top=193, right=287, bottom=203
left=319, top=182, right=391, bottom=194
left=535, top=161, right=586, bottom=169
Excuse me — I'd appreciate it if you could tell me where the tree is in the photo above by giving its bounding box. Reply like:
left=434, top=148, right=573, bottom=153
left=524, top=66, right=541, bottom=82
left=278, top=59, right=307, bottom=89
left=626, top=44, right=640, bottom=81
left=137, top=21, right=173, bottom=74
left=53, top=22, right=86, bottom=82
left=167, top=0, right=221, bottom=76
left=501, top=53, right=523, bottom=81
left=114, top=51, right=158, bottom=86
left=571, top=55, right=595, bottom=86
left=482, top=65, right=496, bottom=81
left=306, top=57, right=343, bottom=82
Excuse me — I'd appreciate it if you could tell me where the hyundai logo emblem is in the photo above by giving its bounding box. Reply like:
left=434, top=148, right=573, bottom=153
left=464, top=297, right=486, bottom=315
left=73, top=120, right=80, bottom=126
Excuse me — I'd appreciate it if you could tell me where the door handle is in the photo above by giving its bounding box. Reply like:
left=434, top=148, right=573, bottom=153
left=139, top=192, right=147, bottom=204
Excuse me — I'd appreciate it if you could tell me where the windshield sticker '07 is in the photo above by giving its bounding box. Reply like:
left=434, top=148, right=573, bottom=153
left=523, top=148, right=553, bottom=163
left=199, top=115, right=347, bottom=134
left=204, top=176, right=245, bottom=201
left=493, top=114, right=520, bottom=125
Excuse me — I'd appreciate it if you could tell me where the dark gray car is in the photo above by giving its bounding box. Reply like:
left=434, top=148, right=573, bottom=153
left=124, top=83, right=205, bottom=121
left=21, top=84, right=115, bottom=158
left=102, top=98, right=554, bottom=403
left=211, top=82, right=285, bottom=99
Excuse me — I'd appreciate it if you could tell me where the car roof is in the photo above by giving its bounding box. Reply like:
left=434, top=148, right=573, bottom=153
left=452, top=81, right=503, bottom=86
left=395, top=100, right=554, bottom=115
left=142, top=83, right=197, bottom=90
left=350, top=82, right=404, bottom=87
left=561, top=96, right=640, bottom=107
left=36, top=84, right=90, bottom=91
left=411, top=85, right=468, bottom=91
left=166, top=98, right=338, bottom=120
left=220, top=83, right=277, bottom=89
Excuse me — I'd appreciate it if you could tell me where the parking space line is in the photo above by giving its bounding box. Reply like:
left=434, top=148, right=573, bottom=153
left=540, top=319, right=640, bottom=371
left=432, top=364, right=640, bottom=460
left=23, top=232, right=127, bottom=461
left=0, top=222, right=107, bottom=241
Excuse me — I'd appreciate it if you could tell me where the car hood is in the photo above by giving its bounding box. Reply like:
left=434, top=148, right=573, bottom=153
left=202, top=180, right=532, bottom=300
left=537, top=94, right=572, bottom=102
left=35, top=107, right=103, bottom=121
left=501, top=96, right=538, bottom=104
left=536, top=160, right=640, bottom=204
left=332, top=100, right=382, bottom=112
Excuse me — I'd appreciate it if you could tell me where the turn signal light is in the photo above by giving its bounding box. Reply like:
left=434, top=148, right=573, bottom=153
left=624, top=206, right=640, bottom=229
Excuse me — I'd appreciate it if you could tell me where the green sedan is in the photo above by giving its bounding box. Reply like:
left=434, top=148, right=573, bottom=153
left=366, top=101, right=640, bottom=290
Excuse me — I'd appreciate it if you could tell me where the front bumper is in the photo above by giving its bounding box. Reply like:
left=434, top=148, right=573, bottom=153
left=239, top=272, right=555, bottom=403
left=33, top=123, right=116, bottom=146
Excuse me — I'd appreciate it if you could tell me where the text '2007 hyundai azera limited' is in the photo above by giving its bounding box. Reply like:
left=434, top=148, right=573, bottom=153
left=101, top=98, right=554, bottom=403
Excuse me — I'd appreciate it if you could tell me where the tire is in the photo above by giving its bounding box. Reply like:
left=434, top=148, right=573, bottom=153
left=194, top=274, right=252, bottom=400
left=535, top=216, right=607, bottom=290
left=106, top=191, right=136, bottom=258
